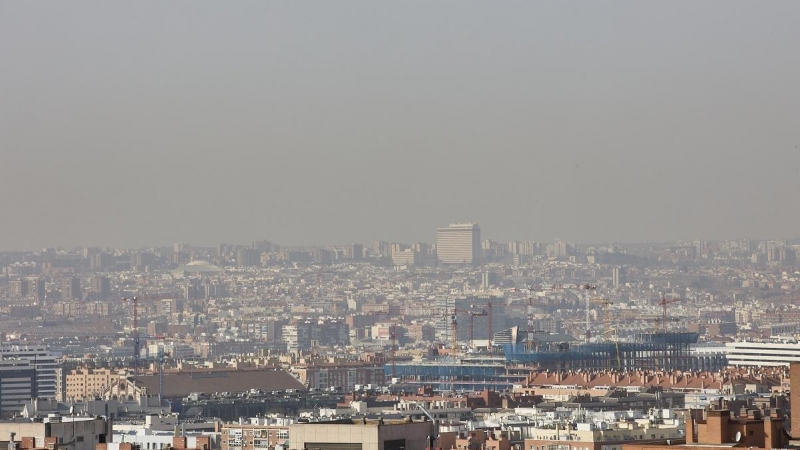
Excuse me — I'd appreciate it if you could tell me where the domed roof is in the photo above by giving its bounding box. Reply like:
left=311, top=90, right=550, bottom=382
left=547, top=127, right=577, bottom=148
left=172, top=260, right=223, bottom=274
left=186, top=260, right=213, bottom=266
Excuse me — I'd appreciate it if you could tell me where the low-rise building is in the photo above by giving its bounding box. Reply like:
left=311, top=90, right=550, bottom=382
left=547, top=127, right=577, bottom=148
left=290, top=362, right=384, bottom=392
left=221, top=417, right=294, bottom=450
left=289, top=419, right=433, bottom=450
left=0, top=414, right=110, bottom=450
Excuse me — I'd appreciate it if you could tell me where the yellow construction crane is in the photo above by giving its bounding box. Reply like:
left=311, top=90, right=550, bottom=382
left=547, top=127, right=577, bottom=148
left=602, top=327, right=622, bottom=369
left=589, top=297, right=613, bottom=338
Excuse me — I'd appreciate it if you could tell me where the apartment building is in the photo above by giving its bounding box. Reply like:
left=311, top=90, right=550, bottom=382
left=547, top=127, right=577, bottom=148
left=290, top=361, right=385, bottom=391
left=61, top=367, right=128, bottom=401
left=221, top=417, right=294, bottom=450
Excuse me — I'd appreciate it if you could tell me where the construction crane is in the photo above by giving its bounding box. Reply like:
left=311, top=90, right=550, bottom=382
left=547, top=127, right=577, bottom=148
left=589, top=297, right=613, bottom=339
left=121, top=293, right=178, bottom=374
left=602, top=328, right=622, bottom=369
left=526, top=296, right=536, bottom=350
left=658, top=293, right=681, bottom=332
left=451, top=310, right=458, bottom=351
left=377, top=307, right=404, bottom=379
left=578, top=284, right=597, bottom=343
left=157, top=350, right=170, bottom=401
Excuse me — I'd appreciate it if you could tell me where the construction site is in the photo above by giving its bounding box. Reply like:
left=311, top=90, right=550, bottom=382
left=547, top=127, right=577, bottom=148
left=389, top=289, right=726, bottom=392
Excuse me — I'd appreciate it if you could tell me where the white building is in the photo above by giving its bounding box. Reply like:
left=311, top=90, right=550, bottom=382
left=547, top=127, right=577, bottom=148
left=725, top=340, right=800, bottom=366
left=436, top=223, right=481, bottom=265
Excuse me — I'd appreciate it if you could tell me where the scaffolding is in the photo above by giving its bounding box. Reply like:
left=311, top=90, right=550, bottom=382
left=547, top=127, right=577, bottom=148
left=502, top=331, right=699, bottom=371
left=387, top=356, right=527, bottom=392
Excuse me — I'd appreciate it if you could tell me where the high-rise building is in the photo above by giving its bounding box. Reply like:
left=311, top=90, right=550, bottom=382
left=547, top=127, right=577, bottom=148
left=237, top=248, right=261, bottom=267
left=31, top=278, right=46, bottom=303
left=91, top=276, right=111, bottom=299
left=61, top=276, right=81, bottom=300
left=348, top=243, right=363, bottom=260
left=612, top=267, right=626, bottom=287
left=8, top=279, right=28, bottom=298
left=436, top=223, right=481, bottom=265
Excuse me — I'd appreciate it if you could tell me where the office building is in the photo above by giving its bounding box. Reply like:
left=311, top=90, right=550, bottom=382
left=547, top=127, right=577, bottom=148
left=725, top=341, right=800, bottom=366
left=0, top=360, right=36, bottom=413
left=391, top=248, right=418, bottom=267
left=437, top=223, right=481, bottom=265
left=0, top=344, right=60, bottom=400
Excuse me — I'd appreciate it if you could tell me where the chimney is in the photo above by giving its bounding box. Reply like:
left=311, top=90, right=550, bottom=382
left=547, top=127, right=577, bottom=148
left=685, top=416, right=697, bottom=444
left=172, top=437, right=187, bottom=450
left=764, top=413, right=785, bottom=449
left=791, top=362, right=800, bottom=438
left=705, top=410, right=730, bottom=444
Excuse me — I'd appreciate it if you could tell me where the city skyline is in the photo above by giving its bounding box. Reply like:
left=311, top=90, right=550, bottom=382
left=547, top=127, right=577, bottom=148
left=2, top=230, right=800, bottom=254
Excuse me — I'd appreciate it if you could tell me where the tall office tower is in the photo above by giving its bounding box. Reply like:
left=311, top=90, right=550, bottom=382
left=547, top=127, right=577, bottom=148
left=61, top=276, right=81, bottom=300
left=612, top=267, right=626, bottom=287
left=436, top=223, right=481, bottom=265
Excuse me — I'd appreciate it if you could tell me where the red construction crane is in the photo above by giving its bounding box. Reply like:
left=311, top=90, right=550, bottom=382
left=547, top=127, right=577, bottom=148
left=658, top=293, right=681, bottom=331
left=377, top=307, right=404, bottom=379
left=527, top=296, right=535, bottom=350
left=122, top=293, right=178, bottom=374
left=451, top=311, right=458, bottom=351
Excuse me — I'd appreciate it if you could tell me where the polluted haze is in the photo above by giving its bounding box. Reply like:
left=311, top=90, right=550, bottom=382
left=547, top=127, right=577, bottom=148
left=1, top=1, right=799, bottom=250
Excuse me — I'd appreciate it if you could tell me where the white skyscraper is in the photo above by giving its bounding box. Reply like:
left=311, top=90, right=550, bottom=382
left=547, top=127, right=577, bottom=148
left=436, top=223, right=481, bottom=265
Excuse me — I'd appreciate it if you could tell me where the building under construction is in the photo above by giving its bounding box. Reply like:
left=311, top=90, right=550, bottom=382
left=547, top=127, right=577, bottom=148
left=388, top=355, right=529, bottom=392
left=388, top=331, right=725, bottom=392
left=502, top=329, right=716, bottom=371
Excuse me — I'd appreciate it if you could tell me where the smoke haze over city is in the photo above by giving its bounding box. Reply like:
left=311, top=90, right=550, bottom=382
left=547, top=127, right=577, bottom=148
left=2, top=1, right=800, bottom=250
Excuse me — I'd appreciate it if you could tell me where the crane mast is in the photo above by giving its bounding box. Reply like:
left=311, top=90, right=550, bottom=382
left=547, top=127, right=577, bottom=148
left=122, top=293, right=178, bottom=374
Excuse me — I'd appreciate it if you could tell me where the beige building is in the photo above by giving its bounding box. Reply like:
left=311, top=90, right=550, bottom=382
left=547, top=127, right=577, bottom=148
left=0, top=415, right=110, bottom=450
left=289, top=419, right=433, bottom=450
left=62, top=367, right=127, bottom=401
left=290, top=362, right=385, bottom=391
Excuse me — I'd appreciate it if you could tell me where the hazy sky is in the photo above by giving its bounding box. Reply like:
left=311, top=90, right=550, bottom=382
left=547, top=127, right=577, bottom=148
left=2, top=2, right=800, bottom=250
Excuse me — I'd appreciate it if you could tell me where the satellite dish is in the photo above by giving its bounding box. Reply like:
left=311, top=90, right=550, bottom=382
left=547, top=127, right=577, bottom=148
left=735, top=431, right=742, bottom=443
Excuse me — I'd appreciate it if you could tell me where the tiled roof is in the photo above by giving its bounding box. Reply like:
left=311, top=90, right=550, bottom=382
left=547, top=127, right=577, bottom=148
left=132, top=368, right=306, bottom=397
